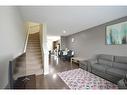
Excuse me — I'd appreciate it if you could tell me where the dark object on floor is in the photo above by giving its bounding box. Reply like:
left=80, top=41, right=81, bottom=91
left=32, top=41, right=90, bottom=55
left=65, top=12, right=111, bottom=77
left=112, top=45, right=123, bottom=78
left=14, top=74, right=36, bottom=89
left=79, top=54, right=127, bottom=84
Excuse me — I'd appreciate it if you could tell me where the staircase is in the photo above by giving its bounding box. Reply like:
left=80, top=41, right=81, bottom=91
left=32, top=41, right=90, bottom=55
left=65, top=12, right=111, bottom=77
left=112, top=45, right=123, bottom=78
left=26, top=32, right=43, bottom=75
left=9, top=24, right=43, bottom=89
left=13, top=32, right=43, bottom=79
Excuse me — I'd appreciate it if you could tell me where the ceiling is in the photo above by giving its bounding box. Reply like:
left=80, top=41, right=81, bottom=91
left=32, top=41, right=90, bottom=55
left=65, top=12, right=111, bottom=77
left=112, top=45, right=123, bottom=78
left=19, top=6, right=127, bottom=36
left=28, top=22, right=40, bottom=27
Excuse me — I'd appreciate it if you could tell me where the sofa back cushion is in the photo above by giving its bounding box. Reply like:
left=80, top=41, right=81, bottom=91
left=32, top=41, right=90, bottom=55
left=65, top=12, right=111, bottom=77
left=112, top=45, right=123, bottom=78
left=97, top=54, right=114, bottom=61
left=114, top=56, right=127, bottom=63
left=98, top=59, right=113, bottom=67
left=113, top=62, right=127, bottom=70
left=113, top=56, right=127, bottom=70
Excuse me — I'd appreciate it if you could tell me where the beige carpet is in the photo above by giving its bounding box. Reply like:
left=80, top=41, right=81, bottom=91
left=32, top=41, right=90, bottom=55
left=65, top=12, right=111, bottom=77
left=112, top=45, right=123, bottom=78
left=13, top=32, right=43, bottom=80
left=26, top=32, right=43, bottom=75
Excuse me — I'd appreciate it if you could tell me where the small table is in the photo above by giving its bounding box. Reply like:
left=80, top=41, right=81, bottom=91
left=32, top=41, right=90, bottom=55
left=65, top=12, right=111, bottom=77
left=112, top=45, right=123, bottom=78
left=71, top=57, right=85, bottom=65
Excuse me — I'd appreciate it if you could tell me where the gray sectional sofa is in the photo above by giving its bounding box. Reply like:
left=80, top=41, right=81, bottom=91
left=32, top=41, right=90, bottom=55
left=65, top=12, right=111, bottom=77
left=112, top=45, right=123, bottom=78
left=80, top=54, right=127, bottom=84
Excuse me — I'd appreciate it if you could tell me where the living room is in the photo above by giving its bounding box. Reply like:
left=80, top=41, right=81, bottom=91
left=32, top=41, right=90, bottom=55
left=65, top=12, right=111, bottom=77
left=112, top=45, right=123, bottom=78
left=1, top=0, right=127, bottom=95
left=35, top=6, right=127, bottom=89
left=58, top=10, right=127, bottom=89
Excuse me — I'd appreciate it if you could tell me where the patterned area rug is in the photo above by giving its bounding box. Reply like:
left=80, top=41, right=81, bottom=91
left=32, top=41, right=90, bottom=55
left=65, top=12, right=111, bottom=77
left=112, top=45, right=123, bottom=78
left=57, top=68, right=118, bottom=89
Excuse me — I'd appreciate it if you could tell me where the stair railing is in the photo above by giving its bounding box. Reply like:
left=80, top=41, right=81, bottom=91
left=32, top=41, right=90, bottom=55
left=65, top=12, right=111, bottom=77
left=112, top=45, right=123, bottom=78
left=23, top=24, right=30, bottom=53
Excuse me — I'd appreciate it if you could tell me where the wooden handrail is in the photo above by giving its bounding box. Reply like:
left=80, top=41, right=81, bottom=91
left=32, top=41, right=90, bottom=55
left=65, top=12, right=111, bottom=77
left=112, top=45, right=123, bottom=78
left=11, top=52, right=26, bottom=61
left=10, top=23, right=29, bottom=60
left=10, top=24, right=41, bottom=61
left=23, top=25, right=30, bottom=53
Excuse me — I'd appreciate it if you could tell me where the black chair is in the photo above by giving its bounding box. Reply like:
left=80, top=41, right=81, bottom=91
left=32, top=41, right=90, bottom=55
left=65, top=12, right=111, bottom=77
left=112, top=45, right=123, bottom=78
left=66, top=50, right=74, bottom=61
left=58, top=50, right=67, bottom=61
left=59, top=50, right=74, bottom=61
left=59, top=50, right=64, bottom=59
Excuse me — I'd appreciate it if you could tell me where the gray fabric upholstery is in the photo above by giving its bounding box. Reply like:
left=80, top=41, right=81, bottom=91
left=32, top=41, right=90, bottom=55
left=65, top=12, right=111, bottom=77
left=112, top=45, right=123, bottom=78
left=92, top=63, right=110, bottom=73
left=106, top=68, right=127, bottom=78
left=97, top=54, right=114, bottom=61
left=114, top=56, right=127, bottom=63
left=98, top=59, right=113, bottom=67
left=113, top=62, right=127, bottom=70
left=87, top=58, right=97, bottom=65
left=92, top=69, right=121, bottom=84
left=79, top=54, right=127, bottom=84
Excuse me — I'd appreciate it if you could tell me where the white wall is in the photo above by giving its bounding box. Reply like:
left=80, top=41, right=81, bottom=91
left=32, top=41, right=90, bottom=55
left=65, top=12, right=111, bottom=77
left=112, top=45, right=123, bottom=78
left=0, top=7, right=26, bottom=88
left=40, top=24, right=49, bottom=75
left=47, top=36, right=60, bottom=51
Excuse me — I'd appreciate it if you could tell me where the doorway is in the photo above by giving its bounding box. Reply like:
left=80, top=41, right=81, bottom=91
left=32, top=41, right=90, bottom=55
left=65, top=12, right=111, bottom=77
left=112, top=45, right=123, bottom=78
left=47, top=36, right=61, bottom=57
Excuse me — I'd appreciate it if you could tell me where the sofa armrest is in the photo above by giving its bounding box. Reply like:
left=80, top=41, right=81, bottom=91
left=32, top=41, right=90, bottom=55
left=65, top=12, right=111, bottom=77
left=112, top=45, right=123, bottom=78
left=88, top=58, right=97, bottom=65
left=79, top=60, right=88, bottom=65
left=79, top=60, right=89, bottom=70
left=87, top=58, right=98, bottom=72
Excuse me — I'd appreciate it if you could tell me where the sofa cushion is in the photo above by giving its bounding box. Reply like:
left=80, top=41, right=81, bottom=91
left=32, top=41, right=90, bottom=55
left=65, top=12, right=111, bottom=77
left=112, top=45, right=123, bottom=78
left=91, top=63, right=110, bottom=73
left=97, top=54, right=114, bottom=61
left=106, top=68, right=127, bottom=78
left=112, top=62, right=127, bottom=70
left=114, top=56, right=127, bottom=63
left=98, top=59, right=112, bottom=67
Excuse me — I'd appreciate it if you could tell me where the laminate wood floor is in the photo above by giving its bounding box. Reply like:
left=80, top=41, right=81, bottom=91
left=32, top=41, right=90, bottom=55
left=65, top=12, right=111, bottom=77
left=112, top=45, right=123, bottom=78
left=36, top=55, right=79, bottom=89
